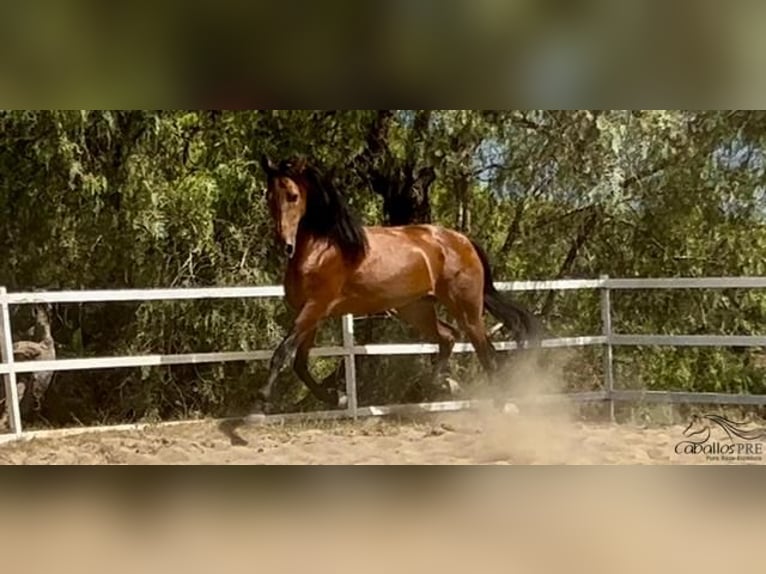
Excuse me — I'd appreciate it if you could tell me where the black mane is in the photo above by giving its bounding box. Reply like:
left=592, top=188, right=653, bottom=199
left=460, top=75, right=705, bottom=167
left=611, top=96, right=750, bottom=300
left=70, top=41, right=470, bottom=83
left=278, top=159, right=369, bottom=263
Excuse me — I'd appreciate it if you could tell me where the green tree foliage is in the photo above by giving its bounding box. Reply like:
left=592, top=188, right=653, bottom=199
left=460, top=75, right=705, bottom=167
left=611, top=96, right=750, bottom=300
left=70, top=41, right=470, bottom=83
left=1, top=110, right=765, bottom=426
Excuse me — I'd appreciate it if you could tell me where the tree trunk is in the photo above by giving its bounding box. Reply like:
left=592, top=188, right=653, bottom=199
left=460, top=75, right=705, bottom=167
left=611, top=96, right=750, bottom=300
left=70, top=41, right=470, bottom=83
left=501, top=200, right=526, bottom=252
left=355, top=110, right=435, bottom=226
left=540, top=210, right=600, bottom=319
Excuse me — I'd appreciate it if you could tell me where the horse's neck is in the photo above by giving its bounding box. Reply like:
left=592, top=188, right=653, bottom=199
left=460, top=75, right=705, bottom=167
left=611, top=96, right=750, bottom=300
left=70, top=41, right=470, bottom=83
left=296, top=229, right=330, bottom=252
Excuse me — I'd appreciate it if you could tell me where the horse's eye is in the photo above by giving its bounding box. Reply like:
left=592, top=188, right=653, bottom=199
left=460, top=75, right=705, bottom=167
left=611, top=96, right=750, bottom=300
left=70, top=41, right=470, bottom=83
left=286, top=193, right=299, bottom=203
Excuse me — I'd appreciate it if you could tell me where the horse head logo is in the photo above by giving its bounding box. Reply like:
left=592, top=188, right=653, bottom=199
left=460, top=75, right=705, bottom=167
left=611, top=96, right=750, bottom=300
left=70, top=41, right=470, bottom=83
left=682, top=413, right=712, bottom=444
left=683, top=414, right=766, bottom=444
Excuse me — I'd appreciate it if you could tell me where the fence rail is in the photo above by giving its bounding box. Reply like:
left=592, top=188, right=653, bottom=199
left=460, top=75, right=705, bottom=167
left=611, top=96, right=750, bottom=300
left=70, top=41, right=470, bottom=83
left=2, top=276, right=766, bottom=442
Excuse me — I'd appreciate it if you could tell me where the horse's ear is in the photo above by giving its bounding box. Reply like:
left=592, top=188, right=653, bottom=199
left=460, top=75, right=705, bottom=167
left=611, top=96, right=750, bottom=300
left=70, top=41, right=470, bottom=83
left=260, top=154, right=277, bottom=175
left=293, top=157, right=308, bottom=173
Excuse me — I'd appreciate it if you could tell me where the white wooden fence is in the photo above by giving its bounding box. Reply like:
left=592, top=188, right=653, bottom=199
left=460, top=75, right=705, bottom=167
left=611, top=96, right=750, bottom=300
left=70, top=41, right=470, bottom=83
left=2, top=276, right=766, bottom=443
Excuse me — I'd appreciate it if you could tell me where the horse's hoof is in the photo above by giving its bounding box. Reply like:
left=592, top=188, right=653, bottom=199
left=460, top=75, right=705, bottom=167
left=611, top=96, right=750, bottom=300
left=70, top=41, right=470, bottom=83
left=445, top=377, right=463, bottom=396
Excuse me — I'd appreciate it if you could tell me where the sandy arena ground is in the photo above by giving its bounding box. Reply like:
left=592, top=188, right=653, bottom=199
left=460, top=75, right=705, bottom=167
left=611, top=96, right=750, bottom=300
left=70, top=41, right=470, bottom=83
left=3, top=352, right=764, bottom=464
left=1, top=407, right=757, bottom=464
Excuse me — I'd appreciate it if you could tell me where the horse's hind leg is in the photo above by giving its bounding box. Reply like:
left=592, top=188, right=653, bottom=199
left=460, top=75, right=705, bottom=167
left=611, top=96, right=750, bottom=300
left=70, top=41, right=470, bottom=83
left=442, top=288, right=516, bottom=409
left=395, top=298, right=458, bottom=398
left=441, top=292, right=498, bottom=379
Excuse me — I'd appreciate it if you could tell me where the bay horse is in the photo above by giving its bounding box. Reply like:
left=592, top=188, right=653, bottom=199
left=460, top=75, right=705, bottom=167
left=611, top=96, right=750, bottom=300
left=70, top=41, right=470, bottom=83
left=252, top=155, right=541, bottom=415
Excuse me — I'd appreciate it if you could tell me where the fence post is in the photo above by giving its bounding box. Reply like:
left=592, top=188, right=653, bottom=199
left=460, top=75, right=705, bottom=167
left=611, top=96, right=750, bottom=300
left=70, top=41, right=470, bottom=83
left=0, top=287, right=23, bottom=437
left=341, top=314, right=358, bottom=419
left=599, top=275, right=615, bottom=422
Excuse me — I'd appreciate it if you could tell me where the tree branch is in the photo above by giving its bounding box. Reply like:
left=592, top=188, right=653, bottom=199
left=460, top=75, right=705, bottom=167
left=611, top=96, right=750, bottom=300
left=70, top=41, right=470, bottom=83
left=540, top=208, right=601, bottom=319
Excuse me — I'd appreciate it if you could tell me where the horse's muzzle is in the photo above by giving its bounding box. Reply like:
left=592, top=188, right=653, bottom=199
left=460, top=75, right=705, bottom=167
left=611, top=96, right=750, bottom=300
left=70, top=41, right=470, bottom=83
left=285, top=243, right=295, bottom=258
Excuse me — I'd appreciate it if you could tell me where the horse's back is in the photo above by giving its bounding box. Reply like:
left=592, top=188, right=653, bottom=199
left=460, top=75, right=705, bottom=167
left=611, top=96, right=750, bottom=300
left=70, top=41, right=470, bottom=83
left=362, top=223, right=481, bottom=286
left=364, top=223, right=473, bottom=249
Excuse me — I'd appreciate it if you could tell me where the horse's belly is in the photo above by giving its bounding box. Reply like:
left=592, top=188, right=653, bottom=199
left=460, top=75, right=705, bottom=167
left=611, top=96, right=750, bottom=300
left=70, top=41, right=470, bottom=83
left=332, top=290, right=429, bottom=316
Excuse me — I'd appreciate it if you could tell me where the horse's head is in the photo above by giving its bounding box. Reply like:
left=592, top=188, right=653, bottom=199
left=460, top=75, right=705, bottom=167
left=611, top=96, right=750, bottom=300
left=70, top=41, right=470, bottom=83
left=260, top=155, right=310, bottom=258
left=260, top=154, right=368, bottom=263
left=682, top=413, right=712, bottom=441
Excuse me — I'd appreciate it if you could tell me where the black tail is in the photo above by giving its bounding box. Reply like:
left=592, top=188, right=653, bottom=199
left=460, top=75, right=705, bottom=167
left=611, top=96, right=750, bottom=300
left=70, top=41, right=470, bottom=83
left=470, top=239, right=543, bottom=347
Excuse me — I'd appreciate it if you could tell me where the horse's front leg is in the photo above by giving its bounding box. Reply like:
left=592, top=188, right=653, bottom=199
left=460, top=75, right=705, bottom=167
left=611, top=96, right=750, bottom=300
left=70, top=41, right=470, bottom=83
left=294, top=328, right=347, bottom=408
left=251, top=302, right=328, bottom=416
